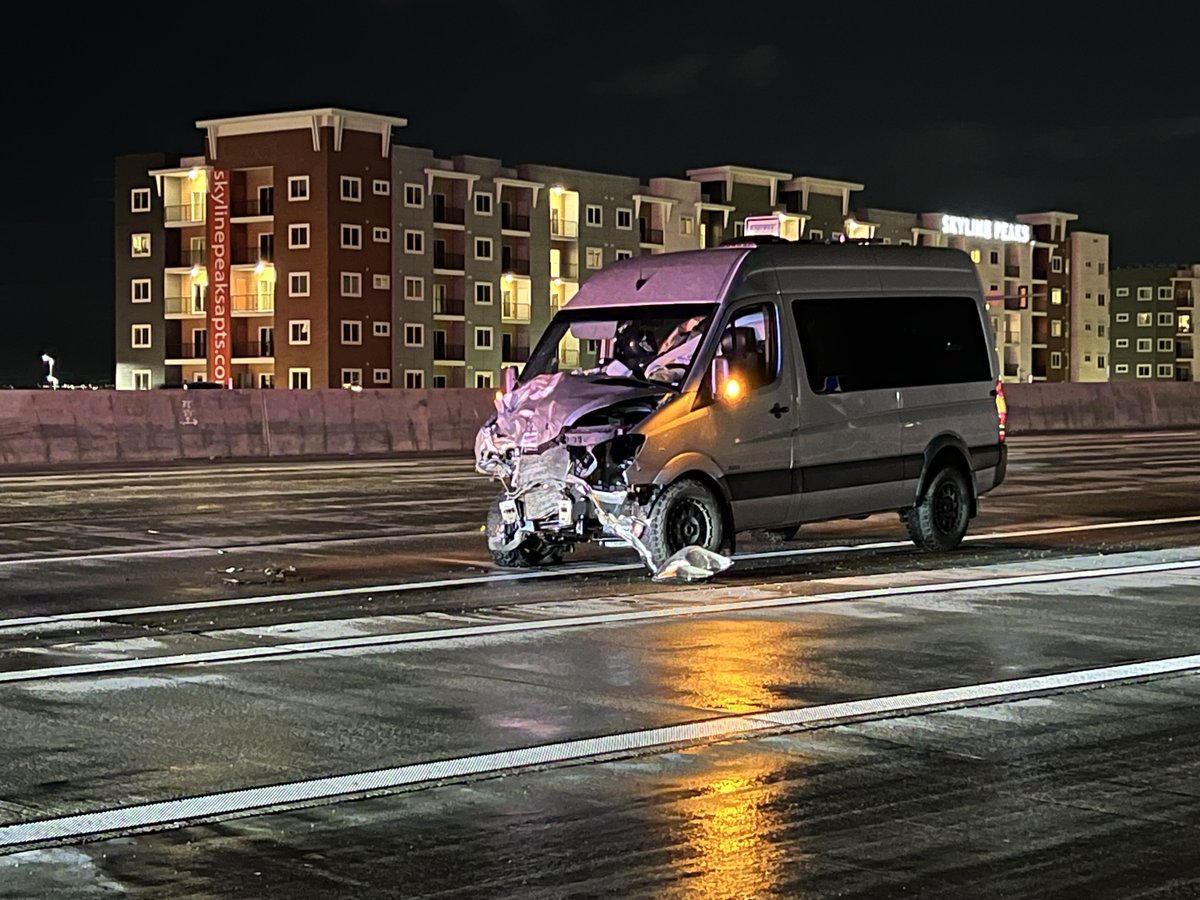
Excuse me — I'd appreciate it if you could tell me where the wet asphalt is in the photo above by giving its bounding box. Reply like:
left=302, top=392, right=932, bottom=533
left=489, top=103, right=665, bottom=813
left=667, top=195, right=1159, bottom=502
left=0, top=431, right=1199, bottom=897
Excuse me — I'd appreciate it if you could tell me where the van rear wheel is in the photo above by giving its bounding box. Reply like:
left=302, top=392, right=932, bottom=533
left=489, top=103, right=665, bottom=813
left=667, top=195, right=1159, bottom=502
left=904, top=466, right=971, bottom=551
left=644, top=479, right=725, bottom=564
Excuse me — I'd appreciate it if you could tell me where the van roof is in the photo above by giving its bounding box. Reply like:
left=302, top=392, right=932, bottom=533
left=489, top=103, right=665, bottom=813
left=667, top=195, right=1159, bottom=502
left=562, top=243, right=979, bottom=310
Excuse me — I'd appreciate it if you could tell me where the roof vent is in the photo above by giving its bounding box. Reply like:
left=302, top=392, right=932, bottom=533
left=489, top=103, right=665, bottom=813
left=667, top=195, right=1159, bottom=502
left=635, top=276, right=650, bottom=290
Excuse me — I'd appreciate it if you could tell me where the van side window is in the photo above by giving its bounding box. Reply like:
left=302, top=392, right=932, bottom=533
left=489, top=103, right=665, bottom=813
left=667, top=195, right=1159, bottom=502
left=717, top=305, right=777, bottom=391
left=792, top=296, right=991, bottom=393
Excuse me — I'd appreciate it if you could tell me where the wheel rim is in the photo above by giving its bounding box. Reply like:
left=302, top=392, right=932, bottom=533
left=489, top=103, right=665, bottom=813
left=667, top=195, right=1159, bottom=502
left=932, top=480, right=961, bottom=534
left=667, top=497, right=713, bottom=552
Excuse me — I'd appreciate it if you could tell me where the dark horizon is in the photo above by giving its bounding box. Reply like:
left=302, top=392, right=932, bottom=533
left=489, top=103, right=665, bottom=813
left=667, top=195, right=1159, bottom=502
left=3, top=1, right=1197, bottom=386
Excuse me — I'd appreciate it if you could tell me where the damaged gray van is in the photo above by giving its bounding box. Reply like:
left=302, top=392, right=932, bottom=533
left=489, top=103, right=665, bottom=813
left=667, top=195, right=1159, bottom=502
left=475, top=239, right=1007, bottom=576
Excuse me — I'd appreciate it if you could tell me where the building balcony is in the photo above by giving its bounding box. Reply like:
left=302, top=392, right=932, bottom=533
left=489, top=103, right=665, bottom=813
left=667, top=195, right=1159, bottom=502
left=551, top=262, right=579, bottom=281
left=433, top=296, right=465, bottom=317
left=1004, top=264, right=1021, bottom=279
left=165, top=295, right=206, bottom=316
left=232, top=198, right=274, bottom=218
left=1003, top=362, right=1019, bottom=378
left=168, top=247, right=208, bottom=268
left=165, top=342, right=206, bottom=362
left=164, top=204, right=205, bottom=226
left=503, top=258, right=531, bottom=276
left=502, top=298, right=531, bottom=323
left=558, top=347, right=580, bottom=368
left=433, top=343, right=465, bottom=361
left=1178, top=340, right=1194, bottom=359
left=503, top=347, right=530, bottom=364
left=1177, top=289, right=1194, bottom=308
left=502, top=212, right=531, bottom=232
left=550, top=218, right=578, bottom=240
left=433, top=252, right=465, bottom=272
left=433, top=206, right=466, bottom=226
left=231, top=293, right=275, bottom=314
left=232, top=245, right=274, bottom=266
left=233, top=340, right=275, bottom=359
left=639, top=224, right=664, bottom=245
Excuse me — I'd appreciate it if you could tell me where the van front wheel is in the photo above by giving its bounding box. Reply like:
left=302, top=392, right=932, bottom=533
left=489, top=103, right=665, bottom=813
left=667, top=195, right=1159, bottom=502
left=904, top=466, right=970, bottom=552
left=645, top=479, right=725, bottom=563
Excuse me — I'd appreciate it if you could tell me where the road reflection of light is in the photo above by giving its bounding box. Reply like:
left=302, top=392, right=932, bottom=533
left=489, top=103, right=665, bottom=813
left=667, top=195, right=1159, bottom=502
left=670, top=753, right=785, bottom=898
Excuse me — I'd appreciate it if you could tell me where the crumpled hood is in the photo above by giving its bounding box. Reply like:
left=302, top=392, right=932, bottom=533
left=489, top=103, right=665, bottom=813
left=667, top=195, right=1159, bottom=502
left=479, top=372, right=664, bottom=454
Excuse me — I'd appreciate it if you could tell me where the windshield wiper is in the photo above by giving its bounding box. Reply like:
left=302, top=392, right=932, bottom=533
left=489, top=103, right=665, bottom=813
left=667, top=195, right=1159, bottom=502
left=592, top=374, right=679, bottom=392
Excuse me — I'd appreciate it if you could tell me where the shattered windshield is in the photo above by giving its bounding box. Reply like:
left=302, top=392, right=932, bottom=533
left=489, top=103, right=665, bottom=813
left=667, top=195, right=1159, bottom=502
left=522, top=304, right=717, bottom=389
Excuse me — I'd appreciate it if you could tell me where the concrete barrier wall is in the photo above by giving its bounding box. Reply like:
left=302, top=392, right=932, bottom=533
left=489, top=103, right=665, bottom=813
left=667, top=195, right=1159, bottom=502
left=0, top=389, right=497, bottom=468
left=0, top=384, right=1197, bottom=469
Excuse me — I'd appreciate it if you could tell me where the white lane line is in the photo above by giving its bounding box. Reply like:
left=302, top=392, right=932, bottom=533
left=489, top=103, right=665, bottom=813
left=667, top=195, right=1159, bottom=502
left=0, top=460, right=475, bottom=484
left=3, top=652, right=1198, bottom=852
left=3, top=558, right=1199, bottom=684
left=4, top=513, right=1200, bottom=628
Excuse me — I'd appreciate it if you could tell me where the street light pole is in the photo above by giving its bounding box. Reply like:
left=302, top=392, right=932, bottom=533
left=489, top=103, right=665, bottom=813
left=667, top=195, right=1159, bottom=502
left=41, top=354, right=58, bottom=389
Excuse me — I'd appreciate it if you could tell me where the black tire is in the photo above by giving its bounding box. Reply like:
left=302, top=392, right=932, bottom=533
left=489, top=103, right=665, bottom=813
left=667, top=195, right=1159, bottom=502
left=486, top=498, right=562, bottom=568
left=644, top=479, right=725, bottom=564
left=904, top=466, right=971, bottom=551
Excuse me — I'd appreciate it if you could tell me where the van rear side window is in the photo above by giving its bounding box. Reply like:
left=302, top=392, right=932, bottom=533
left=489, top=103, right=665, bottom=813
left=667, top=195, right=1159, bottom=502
left=792, top=296, right=991, bottom=393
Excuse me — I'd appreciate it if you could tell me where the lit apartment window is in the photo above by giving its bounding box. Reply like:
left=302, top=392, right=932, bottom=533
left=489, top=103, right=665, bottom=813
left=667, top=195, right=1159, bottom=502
left=131, top=324, right=151, bottom=348
left=1116, top=313, right=1130, bottom=323
left=1116, top=287, right=1130, bottom=297
left=288, top=176, right=310, bottom=201
left=373, top=179, right=390, bottom=196
left=373, top=226, right=390, bottom=243
left=1115, top=364, right=1129, bottom=374
left=1116, top=339, right=1129, bottom=348
left=989, top=250, right=999, bottom=265
left=341, top=272, right=362, bottom=297
left=289, top=224, right=310, bottom=249
left=373, top=368, right=391, bottom=384
left=404, top=184, right=424, bottom=208
left=131, top=279, right=151, bottom=303
left=475, top=282, right=493, bottom=305
left=340, top=320, right=362, bottom=345
left=474, top=192, right=493, bottom=215
left=1159, top=312, right=1175, bottom=327
left=289, top=320, right=311, bottom=345
left=585, top=247, right=603, bottom=269
left=1158, top=364, right=1174, bottom=378
left=341, top=176, right=362, bottom=202
left=1051, top=288, right=1062, bottom=305
left=341, top=224, right=362, bottom=249
left=404, top=323, right=424, bottom=347
left=373, top=274, right=391, bottom=291
left=1137, top=287, right=1152, bottom=301
left=1158, top=338, right=1174, bottom=352
left=1137, top=338, right=1153, bottom=352
left=432, top=375, right=447, bottom=388
left=1159, top=286, right=1174, bottom=300
left=341, top=368, right=363, bottom=386
left=132, top=370, right=152, bottom=390
left=475, top=371, right=493, bottom=388
left=1051, top=256, right=1062, bottom=273
left=475, top=237, right=493, bottom=260
left=130, top=188, right=151, bottom=213
left=969, top=249, right=981, bottom=264
left=131, top=233, right=151, bottom=257
left=289, top=271, right=310, bottom=297
left=1051, top=321, right=1062, bottom=337
left=474, top=326, right=493, bottom=350
left=289, top=368, right=311, bottom=389
left=404, top=276, right=424, bottom=300
left=1137, top=312, right=1153, bottom=327
left=616, top=209, right=633, bottom=230
left=585, top=205, right=602, bottom=227
left=405, top=230, right=424, bottom=254
left=615, top=250, right=633, bottom=261
left=680, top=216, right=694, bottom=235
left=404, top=370, right=424, bottom=389
left=1050, top=351, right=1062, bottom=369
left=373, top=321, right=390, bottom=337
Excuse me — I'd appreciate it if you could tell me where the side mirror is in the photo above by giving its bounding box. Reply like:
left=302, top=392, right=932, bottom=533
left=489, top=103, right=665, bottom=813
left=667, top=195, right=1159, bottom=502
left=501, top=365, right=518, bottom=394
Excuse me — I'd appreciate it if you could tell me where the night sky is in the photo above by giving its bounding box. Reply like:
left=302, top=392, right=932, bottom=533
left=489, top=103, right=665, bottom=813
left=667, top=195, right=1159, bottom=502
left=3, top=2, right=1196, bottom=386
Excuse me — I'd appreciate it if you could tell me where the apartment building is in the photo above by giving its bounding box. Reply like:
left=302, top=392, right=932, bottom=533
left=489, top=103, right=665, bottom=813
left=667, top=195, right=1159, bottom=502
left=116, top=107, right=1116, bottom=389
left=1110, top=265, right=1199, bottom=381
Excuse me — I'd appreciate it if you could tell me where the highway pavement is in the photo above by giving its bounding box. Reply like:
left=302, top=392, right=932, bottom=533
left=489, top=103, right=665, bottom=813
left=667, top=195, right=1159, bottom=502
left=1, top=431, right=1199, bottom=898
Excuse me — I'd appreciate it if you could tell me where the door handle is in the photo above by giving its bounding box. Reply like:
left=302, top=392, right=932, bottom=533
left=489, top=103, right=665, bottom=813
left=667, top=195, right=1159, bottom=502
left=769, top=402, right=790, bottom=418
